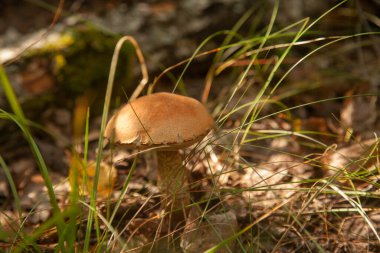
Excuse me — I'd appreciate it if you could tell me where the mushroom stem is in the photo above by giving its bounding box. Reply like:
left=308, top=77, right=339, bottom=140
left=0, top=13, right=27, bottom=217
left=156, top=150, right=190, bottom=231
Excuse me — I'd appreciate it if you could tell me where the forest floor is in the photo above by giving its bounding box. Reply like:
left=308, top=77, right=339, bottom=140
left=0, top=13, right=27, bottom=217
left=1, top=1, right=380, bottom=252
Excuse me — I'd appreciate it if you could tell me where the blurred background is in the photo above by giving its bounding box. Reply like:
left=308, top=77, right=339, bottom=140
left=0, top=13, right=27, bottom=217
left=1, top=1, right=380, bottom=252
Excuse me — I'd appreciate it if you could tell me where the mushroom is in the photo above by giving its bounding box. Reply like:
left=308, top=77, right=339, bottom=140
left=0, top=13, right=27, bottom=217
left=104, top=92, right=214, bottom=231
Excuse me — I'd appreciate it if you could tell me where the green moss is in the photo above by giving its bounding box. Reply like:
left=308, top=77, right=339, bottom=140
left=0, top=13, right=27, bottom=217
left=22, top=22, right=137, bottom=114
left=54, top=23, right=134, bottom=95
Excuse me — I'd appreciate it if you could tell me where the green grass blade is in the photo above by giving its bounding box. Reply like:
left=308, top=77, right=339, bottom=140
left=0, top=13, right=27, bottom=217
left=0, top=155, right=22, bottom=218
left=0, top=64, right=65, bottom=250
left=0, top=66, right=25, bottom=118
left=84, top=35, right=140, bottom=252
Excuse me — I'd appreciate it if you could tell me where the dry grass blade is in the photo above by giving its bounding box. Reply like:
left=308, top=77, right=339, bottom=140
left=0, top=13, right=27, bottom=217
left=205, top=197, right=294, bottom=253
left=2, top=0, right=64, bottom=66
left=324, top=180, right=380, bottom=242
left=127, top=38, right=149, bottom=101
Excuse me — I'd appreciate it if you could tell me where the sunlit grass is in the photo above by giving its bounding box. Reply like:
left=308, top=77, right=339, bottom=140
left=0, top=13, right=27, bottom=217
left=1, top=0, right=380, bottom=252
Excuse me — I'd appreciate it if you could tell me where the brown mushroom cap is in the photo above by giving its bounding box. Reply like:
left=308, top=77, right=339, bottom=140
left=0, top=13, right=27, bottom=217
left=104, top=92, right=214, bottom=149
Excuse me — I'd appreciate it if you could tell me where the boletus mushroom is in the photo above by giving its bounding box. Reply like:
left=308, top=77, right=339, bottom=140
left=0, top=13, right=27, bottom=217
left=104, top=92, right=214, bottom=231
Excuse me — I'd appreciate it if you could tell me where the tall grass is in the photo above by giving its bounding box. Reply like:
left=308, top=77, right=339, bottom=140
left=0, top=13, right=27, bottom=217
left=1, top=0, right=380, bottom=252
left=0, top=65, right=66, bottom=251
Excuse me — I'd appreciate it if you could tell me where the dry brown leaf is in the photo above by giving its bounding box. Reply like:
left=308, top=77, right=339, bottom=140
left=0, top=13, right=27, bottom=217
left=69, top=157, right=117, bottom=198
left=323, top=138, right=379, bottom=177
left=340, top=88, right=377, bottom=134
left=181, top=207, right=238, bottom=253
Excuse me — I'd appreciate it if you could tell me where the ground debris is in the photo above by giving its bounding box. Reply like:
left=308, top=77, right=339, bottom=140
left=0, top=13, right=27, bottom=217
left=181, top=206, right=238, bottom=253
left=323, top=138, right=380, bottom=178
